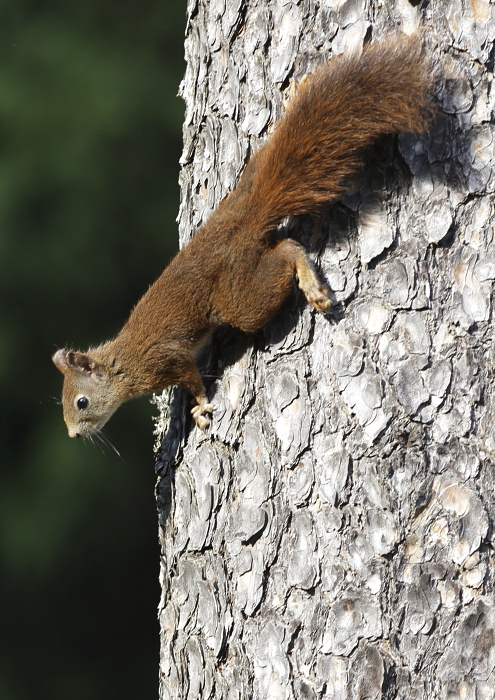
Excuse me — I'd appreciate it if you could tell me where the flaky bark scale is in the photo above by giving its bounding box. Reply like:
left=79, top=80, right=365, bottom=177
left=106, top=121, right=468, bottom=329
left=155, top=1, right=495, bottom=698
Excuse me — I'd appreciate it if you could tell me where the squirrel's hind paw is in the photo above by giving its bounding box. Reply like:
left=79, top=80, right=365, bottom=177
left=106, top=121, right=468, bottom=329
left=304, top=282, right=332, bottom=313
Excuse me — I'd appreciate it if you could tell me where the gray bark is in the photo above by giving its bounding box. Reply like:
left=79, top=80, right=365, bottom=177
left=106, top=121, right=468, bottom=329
left=155, top=1, right=495, bottom=698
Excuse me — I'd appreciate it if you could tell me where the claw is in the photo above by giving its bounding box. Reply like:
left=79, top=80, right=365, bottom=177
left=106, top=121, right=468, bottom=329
left=191, top=398, right=214, bottom=430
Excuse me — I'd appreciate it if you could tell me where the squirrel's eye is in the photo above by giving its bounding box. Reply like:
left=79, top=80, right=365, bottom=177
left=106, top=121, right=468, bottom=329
left=76, top=396, right=89, bottom=410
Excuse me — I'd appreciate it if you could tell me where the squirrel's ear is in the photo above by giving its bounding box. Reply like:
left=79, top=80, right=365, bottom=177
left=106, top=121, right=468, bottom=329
left=67, top=351, right=104, bottom=378
left=52, top=349, right=104, bottom=379
left=52, top=349, right=69, bottom=374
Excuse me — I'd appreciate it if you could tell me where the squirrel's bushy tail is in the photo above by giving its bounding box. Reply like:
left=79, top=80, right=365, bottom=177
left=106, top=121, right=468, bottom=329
left=240, top=34, right=433, bottom=236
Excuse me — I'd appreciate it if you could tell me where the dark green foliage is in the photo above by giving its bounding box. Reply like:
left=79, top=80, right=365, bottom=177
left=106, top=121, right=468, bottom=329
left=0, top=1, right=185, bottom=697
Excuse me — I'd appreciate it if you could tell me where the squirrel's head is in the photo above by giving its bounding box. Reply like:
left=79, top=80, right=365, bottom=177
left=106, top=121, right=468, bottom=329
left=52, top=349, right=124, bottom=438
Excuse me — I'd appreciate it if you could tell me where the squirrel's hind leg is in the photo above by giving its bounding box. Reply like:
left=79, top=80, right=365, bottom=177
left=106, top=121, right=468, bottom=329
left=224, top=239, right=331, bottom=334
left=281, top=239, right=332, bottom=313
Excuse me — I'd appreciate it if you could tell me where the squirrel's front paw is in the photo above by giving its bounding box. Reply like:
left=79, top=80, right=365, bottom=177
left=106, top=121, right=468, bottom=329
left=191, top=400, right=214, bottom=430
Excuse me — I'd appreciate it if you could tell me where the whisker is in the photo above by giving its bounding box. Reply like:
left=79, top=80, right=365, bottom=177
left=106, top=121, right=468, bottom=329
left=91, top=432, right=109, bottom=456
left=97, top=430, right=125, bottom=464
left=44, top=396, right=62, bottom=406
left=85, top=434, right=104, bottom=456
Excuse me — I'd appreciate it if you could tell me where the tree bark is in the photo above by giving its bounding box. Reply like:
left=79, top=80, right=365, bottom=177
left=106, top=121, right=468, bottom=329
left=155, top=1, right=495, bottom=698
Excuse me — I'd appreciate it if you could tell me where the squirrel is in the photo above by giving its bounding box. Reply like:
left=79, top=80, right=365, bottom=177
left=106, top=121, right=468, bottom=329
left=53, top=35, right=433, bottom=438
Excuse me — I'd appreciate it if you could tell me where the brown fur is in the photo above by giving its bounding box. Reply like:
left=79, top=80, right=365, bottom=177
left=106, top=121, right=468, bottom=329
left=53, top=35, right=433, bottom=437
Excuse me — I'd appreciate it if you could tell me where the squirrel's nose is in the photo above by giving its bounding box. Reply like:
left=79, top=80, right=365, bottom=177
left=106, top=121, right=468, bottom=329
left=68, top=429, right=81, bottom=438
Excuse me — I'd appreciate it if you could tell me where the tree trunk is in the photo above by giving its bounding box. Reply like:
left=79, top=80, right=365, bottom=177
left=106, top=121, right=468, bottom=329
left=155, top=1, right=495, bottom=698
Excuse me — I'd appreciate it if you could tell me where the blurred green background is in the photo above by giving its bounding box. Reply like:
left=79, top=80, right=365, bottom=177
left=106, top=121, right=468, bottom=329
left=0, top=1, right=185, bottom=698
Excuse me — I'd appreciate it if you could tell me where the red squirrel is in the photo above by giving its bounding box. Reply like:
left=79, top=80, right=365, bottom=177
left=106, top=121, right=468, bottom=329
left=53, top=35, right=433, bottom=437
